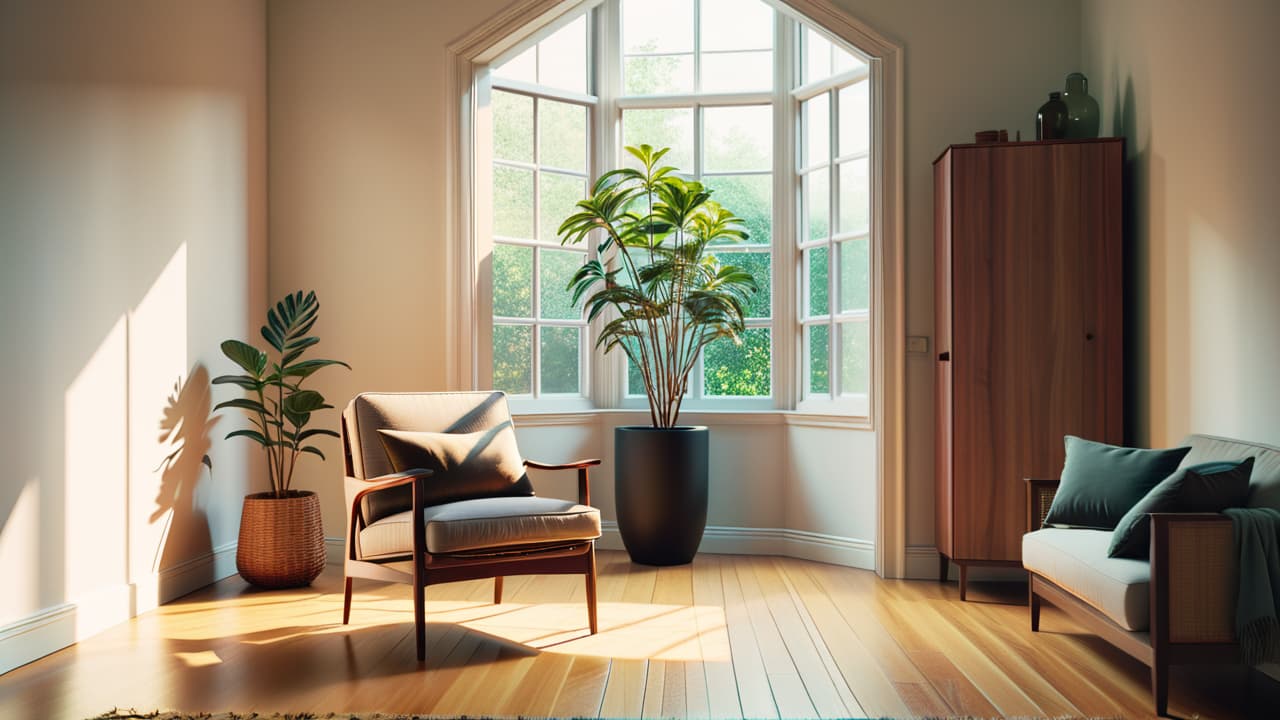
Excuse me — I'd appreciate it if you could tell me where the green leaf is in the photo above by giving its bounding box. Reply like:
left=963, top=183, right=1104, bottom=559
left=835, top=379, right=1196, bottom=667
left=296, top=428, right=340, bottom=442
left=211, top=374, right=263, bottom=391
left=299, top=445, right=326, bottom=460
left=225, top=428, right=271, bottom=446
left=283, top=389, right=327, bottom=414
left=215, top=398, right=269, bottom=414
left=220, top=340, right=267, bottom=377
left=282, top=358, right=351, bottom=380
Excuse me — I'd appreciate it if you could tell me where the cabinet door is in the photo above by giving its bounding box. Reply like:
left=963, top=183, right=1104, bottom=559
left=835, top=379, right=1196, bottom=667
left=950, top=141, right=1122, bottom=562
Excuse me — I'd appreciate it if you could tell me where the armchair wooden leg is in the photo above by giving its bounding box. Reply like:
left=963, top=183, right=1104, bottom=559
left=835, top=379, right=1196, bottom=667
left=585, top=546, right=598, bottom=634
left=959, top=563, right=969, bottom=601
left=1152, top=654, right=1169, bottom=717
left=342, top=576, right=354, bottom=625
left=494, top=576, right=504, bottom=605
left=1030, top=587, right=1041, bottom=632
left=414, top=577, right=426, bottom=662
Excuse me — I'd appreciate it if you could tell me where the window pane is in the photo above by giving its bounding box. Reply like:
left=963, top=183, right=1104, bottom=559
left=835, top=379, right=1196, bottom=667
left=838, top=158, right=869, bottom=234
left=539, top=248, right=585, bottom=320
left=537, top=16, right=588, bottom=95
left=808, top=324, right=830, bottom=395
left=623, top=0, right=693, bottom=54
left=627, top=355, right=645, bottom=397
left=700, top=51, right=773, bottom=93
left=838, top=81, right=870, bottom=157
left=701, top=0, right=772, bottom=51
left=494, top=46, right=536, bottom=85
left=715, top=250, right=771, bottom=319
left=493, top=324, right=532, bottom=394
left=540, top=326, right=581, bottom=394
left=704, top=327, right=771, bottom=397
left=494, top=165, right=534, bottom=238
left=540, top=172, right=586, bottom=243
left=804, top=169, right=829, bottom=242
left=493, top=91, right=533, bottom=163
left=703, top=105, right=772, bottom=173
left=837, top=237, right=869, bottom=313
left=806, top=246, right=829, bottom=317
left=833, top=44, right=864, bottom=75
left=703, top=174, right=771, bottom=246
left=801, top=93, right=829, bottom=167
left=624, top=54, right=694, bottom=95
left=839, top=321, right=869, bottom=396
left=540, top=99, right=587, bottom=171
left=802, top=27, right=831, bottom=85
left=492, top=244, right=533, bottom=318
left=623, top=108, right=694, bottom=169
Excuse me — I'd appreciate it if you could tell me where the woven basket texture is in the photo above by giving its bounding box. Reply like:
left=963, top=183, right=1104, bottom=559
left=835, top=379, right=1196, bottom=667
left=236, top=490, right=326, bottom=589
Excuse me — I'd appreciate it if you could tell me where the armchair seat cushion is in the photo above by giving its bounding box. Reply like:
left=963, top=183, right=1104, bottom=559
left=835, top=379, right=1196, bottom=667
left=360, top=496, right=601, bottom=558
left=1023, top=528, right=1151, bottom=631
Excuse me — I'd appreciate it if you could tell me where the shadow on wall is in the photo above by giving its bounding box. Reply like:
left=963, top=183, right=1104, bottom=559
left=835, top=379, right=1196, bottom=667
left=1112, top=69, right=1172, bottom=449
left=151, top=365, right=219, bottom=591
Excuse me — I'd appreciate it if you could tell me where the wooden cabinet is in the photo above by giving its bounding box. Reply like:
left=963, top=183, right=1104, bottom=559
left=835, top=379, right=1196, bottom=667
left=934, top=138, right=1124, bottom=598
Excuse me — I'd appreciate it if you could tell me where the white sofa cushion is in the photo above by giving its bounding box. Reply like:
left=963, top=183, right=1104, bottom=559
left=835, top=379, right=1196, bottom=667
left=360, top=496, right=601, bottom=557
left=1023, top=528, right=1151, bottom=631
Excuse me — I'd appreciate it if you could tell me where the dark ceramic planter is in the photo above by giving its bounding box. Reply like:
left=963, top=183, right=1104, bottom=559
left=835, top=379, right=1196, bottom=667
left=614, top=425, right=709, bottom=566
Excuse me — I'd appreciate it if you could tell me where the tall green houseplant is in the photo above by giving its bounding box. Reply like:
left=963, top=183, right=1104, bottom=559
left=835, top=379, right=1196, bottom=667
left=214, top=290, right=350, bottom=498
left=560, top=144, right=758, bottom=428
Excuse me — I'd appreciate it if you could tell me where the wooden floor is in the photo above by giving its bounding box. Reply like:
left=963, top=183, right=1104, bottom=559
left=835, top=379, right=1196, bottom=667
left=2, top=551, right=1276, bottom=719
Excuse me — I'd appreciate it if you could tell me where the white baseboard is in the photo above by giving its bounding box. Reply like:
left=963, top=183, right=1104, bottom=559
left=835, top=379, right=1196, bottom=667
left=0, top=541, right=238, bottom=676
left=904, top=544, right=1028, bottom=582
left=598, top=522, right=875, bottom=571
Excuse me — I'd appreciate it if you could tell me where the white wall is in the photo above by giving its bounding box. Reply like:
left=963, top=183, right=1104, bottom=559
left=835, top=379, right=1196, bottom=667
left=267, top=0, right=1083, bottom=574
left=0, top=0, right=267, bottom=672
left=1081, top=0, right=1280, bottom=449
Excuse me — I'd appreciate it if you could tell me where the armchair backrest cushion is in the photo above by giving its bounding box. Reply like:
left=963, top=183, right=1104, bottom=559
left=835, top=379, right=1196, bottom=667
left=1180, top=434, right=1280, bottom=511
left=378, top=426, right=533, bottom=507
left=343, top=391, right=523, bottom=523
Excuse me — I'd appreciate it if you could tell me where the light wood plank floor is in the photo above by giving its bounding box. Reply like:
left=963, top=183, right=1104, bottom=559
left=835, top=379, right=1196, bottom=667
left=2, top=551, right=1276, bottom=719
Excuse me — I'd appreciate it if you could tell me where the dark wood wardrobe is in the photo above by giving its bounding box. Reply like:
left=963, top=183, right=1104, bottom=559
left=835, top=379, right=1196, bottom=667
left=933, top=138, right=1124, bottom=599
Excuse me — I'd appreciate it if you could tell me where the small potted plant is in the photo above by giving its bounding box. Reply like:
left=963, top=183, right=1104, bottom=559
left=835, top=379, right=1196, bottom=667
left=560, top=145, right=757, bottom=565
left=214, top=290, right=349, bottom=588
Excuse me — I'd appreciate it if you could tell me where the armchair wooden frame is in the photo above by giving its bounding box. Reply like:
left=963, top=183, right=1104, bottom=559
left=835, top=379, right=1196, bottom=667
left=341, top=417, right=601, bottom=661
left=1025, top=479, right=1240, bottom=716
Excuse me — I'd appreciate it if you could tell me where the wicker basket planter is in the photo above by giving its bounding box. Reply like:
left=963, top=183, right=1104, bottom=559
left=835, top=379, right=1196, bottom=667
left=236, top=490, right=326, bottom=589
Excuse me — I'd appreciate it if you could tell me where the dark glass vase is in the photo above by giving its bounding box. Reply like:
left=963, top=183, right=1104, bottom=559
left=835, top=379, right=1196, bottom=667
left=1062, top=72, right=1100, bottom=139
left=1036, top=92, right=1069, bottom=140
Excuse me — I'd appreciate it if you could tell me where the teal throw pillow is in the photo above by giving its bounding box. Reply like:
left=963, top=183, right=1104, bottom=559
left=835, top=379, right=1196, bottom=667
left=1042, top=436, right=1191, bottom=531
left=1107, top=457, right=1254, bottom=558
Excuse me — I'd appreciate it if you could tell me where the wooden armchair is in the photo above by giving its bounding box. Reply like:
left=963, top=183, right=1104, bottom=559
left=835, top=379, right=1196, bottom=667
left=340, top=391, right=602, bottom=661
left=1024, top=479, right=1239, bottom=716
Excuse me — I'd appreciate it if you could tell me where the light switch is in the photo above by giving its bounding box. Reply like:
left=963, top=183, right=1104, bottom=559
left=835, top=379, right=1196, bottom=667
left=907, top=336, right=929, bottom=354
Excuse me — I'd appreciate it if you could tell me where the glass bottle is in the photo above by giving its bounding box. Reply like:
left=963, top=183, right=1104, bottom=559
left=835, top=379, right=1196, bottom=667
left=1036, top=92, right=1068, bottom=140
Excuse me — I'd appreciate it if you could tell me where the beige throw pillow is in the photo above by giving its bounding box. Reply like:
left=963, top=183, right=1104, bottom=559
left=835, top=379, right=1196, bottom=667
left=377, top=424, right=534, bottom=507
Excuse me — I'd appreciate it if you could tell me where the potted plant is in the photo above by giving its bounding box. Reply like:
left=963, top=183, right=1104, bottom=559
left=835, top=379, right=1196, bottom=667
left=214, top=290, right=350, bottom=588
left=560, top=145, right=757, bottom=565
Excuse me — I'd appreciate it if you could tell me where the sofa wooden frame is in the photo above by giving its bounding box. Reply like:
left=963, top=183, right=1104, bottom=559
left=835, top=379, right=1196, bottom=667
left=1025, top=479, right=1240, bottom=717
left=340, top=417, right=601, bottom=662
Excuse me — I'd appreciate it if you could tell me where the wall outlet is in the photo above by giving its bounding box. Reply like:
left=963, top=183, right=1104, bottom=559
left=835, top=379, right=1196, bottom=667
left=906, top=336, right=929, bottom=354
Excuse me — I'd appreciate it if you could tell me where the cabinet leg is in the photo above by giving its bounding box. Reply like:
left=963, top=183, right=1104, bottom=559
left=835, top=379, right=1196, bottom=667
left=938, top=553, right=949, bottom=583
left=959, top=563, right=969, bottom=601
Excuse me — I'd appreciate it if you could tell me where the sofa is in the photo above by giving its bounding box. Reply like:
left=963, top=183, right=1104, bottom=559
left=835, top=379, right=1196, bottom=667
left=1022, top=433, right=1280, bottom=716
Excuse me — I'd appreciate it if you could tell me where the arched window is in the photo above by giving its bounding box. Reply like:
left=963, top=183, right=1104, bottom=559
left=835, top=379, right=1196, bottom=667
left=471, top=0, right=881, bottom=417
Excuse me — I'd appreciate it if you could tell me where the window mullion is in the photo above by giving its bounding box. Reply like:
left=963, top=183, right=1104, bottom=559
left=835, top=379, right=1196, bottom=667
left=826, top=87, right=838, bottom=401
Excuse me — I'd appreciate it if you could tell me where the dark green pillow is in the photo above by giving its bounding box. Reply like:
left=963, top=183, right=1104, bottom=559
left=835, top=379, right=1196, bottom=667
left=1107, top=457, right=1255, bottom=558
left=1042, top=436, right=1191, bottom=530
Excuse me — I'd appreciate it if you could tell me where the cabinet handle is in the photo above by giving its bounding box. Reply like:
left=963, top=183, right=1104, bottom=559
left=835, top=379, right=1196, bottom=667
left=1085, top=333, right=1095, bottom=341
left=938, top=352, right=951, bottom=362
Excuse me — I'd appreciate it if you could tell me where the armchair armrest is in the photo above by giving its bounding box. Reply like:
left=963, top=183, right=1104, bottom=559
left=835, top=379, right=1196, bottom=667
left=1025, top=478, right=1060, bottom=532
left=345, top=469, right=433, bottom=561
left=524, top=458, right=601, bottom=506
left=1150, top=513, right=1237, bottom=645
